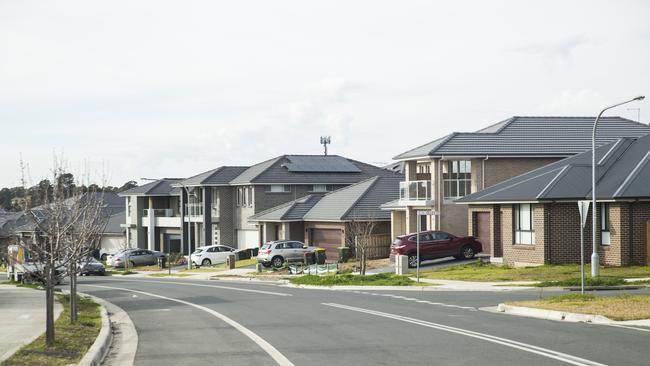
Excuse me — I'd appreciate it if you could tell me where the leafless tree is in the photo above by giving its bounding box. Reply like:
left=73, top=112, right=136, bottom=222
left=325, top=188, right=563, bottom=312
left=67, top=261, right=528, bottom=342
left=346, top=218, right=377, bottom=276
left=17, top=159, right=108, bottom=346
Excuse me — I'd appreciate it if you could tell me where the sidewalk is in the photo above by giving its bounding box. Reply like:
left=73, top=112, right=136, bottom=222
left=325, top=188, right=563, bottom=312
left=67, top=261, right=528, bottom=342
left=412, top=278, right=537, bottom=291
left=0, top=285, right=63, bottom=362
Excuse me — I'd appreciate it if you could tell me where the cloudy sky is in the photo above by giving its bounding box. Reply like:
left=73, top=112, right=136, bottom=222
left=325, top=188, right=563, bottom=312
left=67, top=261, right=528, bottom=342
left=1, top=1, right=649, bottom=187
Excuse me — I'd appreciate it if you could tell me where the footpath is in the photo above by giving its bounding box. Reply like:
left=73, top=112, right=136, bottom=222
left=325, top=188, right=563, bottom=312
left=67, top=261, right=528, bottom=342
left=0, top=285, right=63, bottom=362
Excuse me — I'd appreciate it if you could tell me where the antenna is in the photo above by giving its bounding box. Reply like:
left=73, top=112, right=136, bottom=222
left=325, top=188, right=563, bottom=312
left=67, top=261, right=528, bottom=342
left=320, top=136, right=331, bottom=156
left=627, top=108, right=641, bottom=123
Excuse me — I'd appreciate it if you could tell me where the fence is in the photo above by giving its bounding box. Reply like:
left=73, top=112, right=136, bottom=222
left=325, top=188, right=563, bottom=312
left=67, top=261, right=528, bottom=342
left=356, top=234, right=392, bottom=259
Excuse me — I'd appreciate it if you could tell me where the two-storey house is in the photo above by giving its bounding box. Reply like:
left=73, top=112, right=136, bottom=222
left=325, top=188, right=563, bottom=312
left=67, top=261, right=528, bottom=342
left=385, top=116, right=650, bottom=257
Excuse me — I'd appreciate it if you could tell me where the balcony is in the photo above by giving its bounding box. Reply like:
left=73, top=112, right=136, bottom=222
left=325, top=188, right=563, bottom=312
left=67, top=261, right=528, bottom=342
left=142, top=209, right=174, bottom=217
left=399, top=180, right=434, bottom=206
left=184, top=203, right=203, bottom=218
left=141, top=208, right=181, bottom=227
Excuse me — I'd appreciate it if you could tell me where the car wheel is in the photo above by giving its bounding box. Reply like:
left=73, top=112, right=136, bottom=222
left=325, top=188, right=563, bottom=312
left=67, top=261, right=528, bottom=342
left=460, top=245, right=475, bottom=260
left=100, top=253, right=107, bottom=261
left=272, top=256, right=284, bottom=268
left=407, top=254, right=419, bottom=268
left=129, top=260, right=136, bottom=268
left=202, top=258, right=211, bottom=266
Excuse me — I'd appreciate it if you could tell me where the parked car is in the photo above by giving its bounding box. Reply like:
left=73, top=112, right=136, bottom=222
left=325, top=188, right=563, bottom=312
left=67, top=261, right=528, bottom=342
left=78, top=257, right=105, bottom=276
left=257, top=240, right=317, bottom=268
left=111, top=249, right=166, bottom=268
left=191, top=245, right=238, bottom=266
left=106, top=249, right=128, bottom=267
left=390, top=230, right=482, bottom=268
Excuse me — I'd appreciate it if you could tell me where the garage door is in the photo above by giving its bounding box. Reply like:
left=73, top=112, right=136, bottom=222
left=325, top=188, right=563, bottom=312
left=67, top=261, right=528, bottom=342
left=312, top=229, right=342, bottom=261
left=237, top=229, right=259, bottom=250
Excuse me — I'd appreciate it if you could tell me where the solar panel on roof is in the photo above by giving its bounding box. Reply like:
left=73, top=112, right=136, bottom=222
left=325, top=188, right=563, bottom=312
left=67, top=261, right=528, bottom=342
left=282, top=156, right=361, bottom=173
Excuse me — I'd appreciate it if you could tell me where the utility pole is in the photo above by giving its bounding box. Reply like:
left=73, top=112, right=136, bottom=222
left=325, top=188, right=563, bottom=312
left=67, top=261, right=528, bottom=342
left=320, top=136, right=331, bottom=156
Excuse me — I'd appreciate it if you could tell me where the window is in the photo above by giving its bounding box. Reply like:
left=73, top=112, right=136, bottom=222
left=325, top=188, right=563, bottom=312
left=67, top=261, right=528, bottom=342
left=242, top=187, right=248, bottom=206
left=443, top=160, right=472, bottom=199
left=211, top=188, right=220, bottom=216
left=266, top=185, right=291, bottom=193
left=311, top=184, right=328, bottom=192
left=236, top=187, right=243, bottom=206
left=432, top=232, right=451, bottom=240
left=514, top=204, right=535, bottom=245
left=417, top=164, right=430, bottom=174
left=247, top=187, right=253, bottom=207
left=600, top=203, right=611, bottom=246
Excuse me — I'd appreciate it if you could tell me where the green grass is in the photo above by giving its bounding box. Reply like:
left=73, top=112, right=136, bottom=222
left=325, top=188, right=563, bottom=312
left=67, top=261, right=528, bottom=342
left=535, top=277, right=627, bottom=287
left=182, top=258, right=258, bottom=272
left=1, top=294, right=101, bottom=366
left=508, top=294, right=650, bottom=321
left=420, top=261, right=650, bottom=282
left=147, top=273, right=191, bottom=277
left=214, top=258, right=258, bottom=269
left=289, top=273, right=434, bottom=286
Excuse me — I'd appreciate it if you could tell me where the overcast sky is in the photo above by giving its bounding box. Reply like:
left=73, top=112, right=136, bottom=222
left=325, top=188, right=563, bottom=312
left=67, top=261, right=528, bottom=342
left=1, top=1, right=649, bottom=187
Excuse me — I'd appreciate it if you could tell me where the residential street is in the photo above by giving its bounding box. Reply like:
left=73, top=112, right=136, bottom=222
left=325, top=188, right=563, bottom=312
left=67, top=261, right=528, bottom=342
left=75, top=276, right=650, bottom=366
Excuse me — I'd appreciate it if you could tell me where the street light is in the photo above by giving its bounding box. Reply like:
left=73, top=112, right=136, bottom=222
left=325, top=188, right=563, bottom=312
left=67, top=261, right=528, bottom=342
left=141, top=177, right=194, bottom=270
left=590, top=96, right=644, bottom=277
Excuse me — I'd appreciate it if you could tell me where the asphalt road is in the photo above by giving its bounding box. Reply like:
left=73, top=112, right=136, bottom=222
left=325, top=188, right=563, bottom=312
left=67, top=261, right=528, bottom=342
left=71, top=276, right=650, bottom=366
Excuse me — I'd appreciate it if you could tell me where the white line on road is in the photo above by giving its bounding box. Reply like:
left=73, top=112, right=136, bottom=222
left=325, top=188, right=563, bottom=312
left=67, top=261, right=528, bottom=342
left=98, top=278, right=293, bottom=297
left=86, top=284, right=295, bottom=366
left=323, top=303, right=607, bottom=366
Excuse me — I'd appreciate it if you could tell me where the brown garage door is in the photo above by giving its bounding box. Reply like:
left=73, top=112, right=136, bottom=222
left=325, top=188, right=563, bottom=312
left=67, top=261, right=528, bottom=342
left=476, top=212, right=491, bottom=256
left=312, top=229, right=342, bottom=261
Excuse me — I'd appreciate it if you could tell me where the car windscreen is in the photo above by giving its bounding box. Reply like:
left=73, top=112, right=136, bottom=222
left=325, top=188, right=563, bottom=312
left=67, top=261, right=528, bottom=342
left=193, top=249, right=203, bottom=254
left=260, top=244, right=271, bottom=250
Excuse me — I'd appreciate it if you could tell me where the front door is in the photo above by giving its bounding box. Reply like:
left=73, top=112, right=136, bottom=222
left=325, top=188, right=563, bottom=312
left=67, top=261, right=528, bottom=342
left=476, top=212, right=491, bottom=256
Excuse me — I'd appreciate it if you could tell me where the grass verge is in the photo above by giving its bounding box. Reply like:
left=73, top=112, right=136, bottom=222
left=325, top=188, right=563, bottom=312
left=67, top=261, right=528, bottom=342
left=289, top=273, right=434, bottom=286
left=148, top=273, right=191, bottom=277
left=508, top=293, right=650, bottom=321
left=420, top=261, right=650, bottom=282
left=1, top=294, right=101, bottom=366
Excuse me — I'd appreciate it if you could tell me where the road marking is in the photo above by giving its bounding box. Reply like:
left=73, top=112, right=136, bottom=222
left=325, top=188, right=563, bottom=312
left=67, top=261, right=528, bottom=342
left=86, top=284, right=295, bottom=366
left=323, top=303, right=607, bottom=366
left=350, top=291, right=477, bottom=310
left=98, top=278, right=292, bottom=297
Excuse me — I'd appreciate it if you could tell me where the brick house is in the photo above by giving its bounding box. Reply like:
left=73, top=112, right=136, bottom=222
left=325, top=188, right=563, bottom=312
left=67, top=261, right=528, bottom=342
left=250, top=176, right=401, bottom=260
left=384, top=116, right=650, bottom=257
left=457, top=134, right=650, bottom=266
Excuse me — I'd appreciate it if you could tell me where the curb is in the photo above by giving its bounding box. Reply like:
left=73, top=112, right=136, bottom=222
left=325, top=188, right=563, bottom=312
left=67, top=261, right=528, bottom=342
left=284, top=283, right=442, bottom=291
left=497, top=303, right=613, bottom=324
left=75, top=292, right=113, bottom=366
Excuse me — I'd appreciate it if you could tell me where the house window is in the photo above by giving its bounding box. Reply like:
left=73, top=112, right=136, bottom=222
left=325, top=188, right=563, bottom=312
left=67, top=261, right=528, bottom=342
left=514, top=203, right=535, bottom=245
left=310, top=184, right=328, bottom=192
left=600, top=203, right=611, bottom=246
left=417, top=164, right=430, bottom=174
left=211, top=188, right=220, bottom=217
left=443, top=160, right=472, bottom=199
left=266, top=185, right=291, bottom=193
left=236, top=187, right=243, bottom=206
left=247, top=187, right=253, bottom=207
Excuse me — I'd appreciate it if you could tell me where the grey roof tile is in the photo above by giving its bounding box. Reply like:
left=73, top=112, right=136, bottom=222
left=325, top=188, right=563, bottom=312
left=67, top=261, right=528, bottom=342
left=457, top=134, right=650, bottom=203
left=178, top=166, right=248, bottom=187
left=119, top=178, right=183, bottom=196
left=394, top=116, right=650, bottom=159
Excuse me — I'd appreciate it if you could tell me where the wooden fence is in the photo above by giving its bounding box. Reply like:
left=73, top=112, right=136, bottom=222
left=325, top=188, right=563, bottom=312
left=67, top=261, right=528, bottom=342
left=355, top=234, right=392, bottom=259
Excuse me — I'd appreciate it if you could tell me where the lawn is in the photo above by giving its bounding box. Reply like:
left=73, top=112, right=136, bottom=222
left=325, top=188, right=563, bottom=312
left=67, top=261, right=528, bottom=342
left=420, top=262, right=650, bottom=282
left=182, top=258, right=258, bottom=272
left=289, top=273, right=434, bottom=286
left=148, top=273, right=191, bottom=277
left=1, top=294, right=101, bottom=366
left=508, top=293, right=650, bottom=321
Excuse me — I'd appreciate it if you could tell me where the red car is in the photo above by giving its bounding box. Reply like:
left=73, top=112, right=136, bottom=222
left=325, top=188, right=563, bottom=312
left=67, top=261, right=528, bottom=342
left=390, top=230, right=482, bottom=268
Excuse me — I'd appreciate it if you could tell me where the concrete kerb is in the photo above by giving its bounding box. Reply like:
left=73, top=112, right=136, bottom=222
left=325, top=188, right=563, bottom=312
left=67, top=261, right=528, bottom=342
left=492, top=303, right=650, bottom=327
left=63, top=291, right=113, bottom=366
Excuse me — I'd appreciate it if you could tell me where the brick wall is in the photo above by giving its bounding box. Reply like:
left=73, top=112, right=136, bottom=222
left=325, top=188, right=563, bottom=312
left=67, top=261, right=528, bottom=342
left=501, top=204, right=547, bottom=266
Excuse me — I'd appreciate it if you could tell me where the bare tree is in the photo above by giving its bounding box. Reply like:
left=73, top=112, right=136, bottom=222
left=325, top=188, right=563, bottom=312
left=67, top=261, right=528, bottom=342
left=346, top=218, right=377, bottom=276
left=17, top=160, right=108, bottom=345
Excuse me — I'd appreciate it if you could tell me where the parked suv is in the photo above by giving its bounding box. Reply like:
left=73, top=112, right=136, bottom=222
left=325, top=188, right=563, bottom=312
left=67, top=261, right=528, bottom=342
left=111, top=249, right=167, bottom=268
left=390, top=230, right=482, bottom=268
left=257, top=240, right=316, bottom=268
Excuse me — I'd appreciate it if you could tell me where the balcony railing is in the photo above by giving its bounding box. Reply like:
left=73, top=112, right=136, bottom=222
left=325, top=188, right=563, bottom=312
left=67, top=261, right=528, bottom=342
left=399, top=180, right=433, bottom=204
left=142, top=209, right=175, bottom=217
left=185, top=203, right=203, bottom=217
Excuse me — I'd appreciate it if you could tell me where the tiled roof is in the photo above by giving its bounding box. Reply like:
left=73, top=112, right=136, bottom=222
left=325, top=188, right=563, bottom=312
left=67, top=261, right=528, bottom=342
left=457, top=134, right=650, bottom=203
left=119, top=178, right=183, bottom=196
left=178, top=166, right=249, bottom=187
left=394, top=116, right=650, bottom=159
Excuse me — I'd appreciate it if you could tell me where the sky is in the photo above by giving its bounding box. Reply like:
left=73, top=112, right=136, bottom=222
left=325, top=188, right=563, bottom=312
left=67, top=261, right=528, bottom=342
left=1, top=0, right=649, bottom=188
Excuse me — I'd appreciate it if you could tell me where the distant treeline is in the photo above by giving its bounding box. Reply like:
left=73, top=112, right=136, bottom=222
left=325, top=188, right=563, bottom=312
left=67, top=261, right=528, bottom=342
left=0, top=173, right=137, bottom=211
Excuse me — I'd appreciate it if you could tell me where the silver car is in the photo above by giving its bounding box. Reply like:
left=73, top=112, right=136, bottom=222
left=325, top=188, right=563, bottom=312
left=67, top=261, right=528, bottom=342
left=112, top=249, right=166, bottom=268
left=257, top=240, right=315, bottom=268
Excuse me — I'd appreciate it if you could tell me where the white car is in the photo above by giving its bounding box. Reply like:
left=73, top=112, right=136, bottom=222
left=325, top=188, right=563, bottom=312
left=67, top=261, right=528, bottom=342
left=191, top=245, right=238, bottom=266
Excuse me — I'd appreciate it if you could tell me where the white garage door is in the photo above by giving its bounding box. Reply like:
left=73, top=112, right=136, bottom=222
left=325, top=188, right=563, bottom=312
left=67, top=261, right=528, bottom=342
left=237, top=229, right=259, bottom=249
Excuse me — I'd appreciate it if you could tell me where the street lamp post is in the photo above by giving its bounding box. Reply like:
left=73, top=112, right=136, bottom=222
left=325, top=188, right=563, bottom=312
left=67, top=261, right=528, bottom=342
left=590, top=96, right=644, bottom=277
